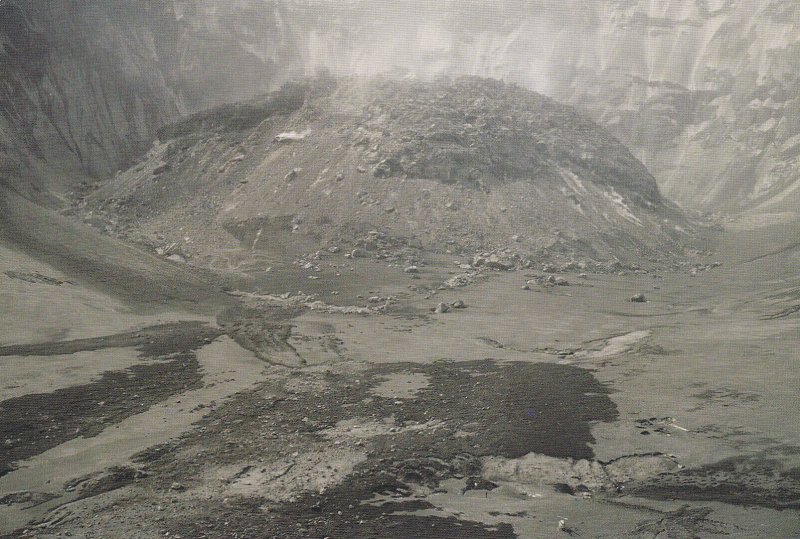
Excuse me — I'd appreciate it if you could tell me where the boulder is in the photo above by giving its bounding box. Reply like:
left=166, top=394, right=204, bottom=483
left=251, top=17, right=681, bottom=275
left=472, top=254, right=488, bottom=267
left=485, top=254, right=513, bottom=271
left=373, top=158, right=402, bottom=178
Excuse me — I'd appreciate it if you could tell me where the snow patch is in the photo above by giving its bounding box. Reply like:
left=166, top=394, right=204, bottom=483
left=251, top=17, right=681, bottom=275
left=274, top=129, right=310, bottom=142
left=560, top=169, right=587, bottom=194
left=603, top=189, right=642, bottom=226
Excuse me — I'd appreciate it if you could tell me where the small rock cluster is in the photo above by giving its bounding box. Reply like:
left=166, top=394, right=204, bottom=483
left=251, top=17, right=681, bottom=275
left=688, top=262, right=722, bottom=276
left=523, top=274, right=570, bottom=289
left=342, top=230, right=420, bottom=263
left=431, top=300, right=467, bottom=314
left=471, top=251, right=535, bottom=271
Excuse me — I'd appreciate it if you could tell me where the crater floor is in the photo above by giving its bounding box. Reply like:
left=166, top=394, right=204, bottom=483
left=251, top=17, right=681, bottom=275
left=1, top=207, right=799, bottom=538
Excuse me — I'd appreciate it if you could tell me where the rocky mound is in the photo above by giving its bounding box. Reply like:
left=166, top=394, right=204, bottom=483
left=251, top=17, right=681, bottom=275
left=80, top=76, right=694, bottom=269
left=7, top=1, right=800, bottom=218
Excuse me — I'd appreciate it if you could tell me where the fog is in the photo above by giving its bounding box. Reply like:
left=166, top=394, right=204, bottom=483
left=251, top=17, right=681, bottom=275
left=294, top=1, right=581, bottom=94
left=3, top=0, right=800, bottom=209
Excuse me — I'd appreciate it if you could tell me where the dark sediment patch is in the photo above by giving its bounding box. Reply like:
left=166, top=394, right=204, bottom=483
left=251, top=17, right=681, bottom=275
left=66, top=465, right=149, bottom=501
left=628, top=455, right=800, bottom=510
left=632, top=505, right=732, bottom=537
left=0, top=356, right=202, bottom=477
left=155, top=359, right=617, bottom=471
left=0, top=321, right=221, bottom=357
left=165, top=487, right=517, bottom=539
left=216, top=304, right=304, bottom=366
left=606, top=310, right=682, bottom=318
left=0, top=322, right=221, bottom=477
left=405, top=360, right=617, bottom=460
left=109, top=359, right=615, bottom=538
left=0, top=491, right=59, bottom=508
left=403, top=360, right=617, bottom=460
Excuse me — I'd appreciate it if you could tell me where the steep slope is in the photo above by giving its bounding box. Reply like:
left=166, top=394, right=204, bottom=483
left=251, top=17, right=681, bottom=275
left=538, top=1, right=800, bottom=216
left=82, top=77, right=692, bottom=268
left=0, top=1, right=181, bottom=200
left=0, top=0, right=304, bottom=200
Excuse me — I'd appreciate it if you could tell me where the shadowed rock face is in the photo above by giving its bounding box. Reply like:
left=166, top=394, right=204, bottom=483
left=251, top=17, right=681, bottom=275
left=0, top=0, right=301, bottom=198
left=4, top=0, right=800, bottom=215
left=0, top=2, right=179, bottom=196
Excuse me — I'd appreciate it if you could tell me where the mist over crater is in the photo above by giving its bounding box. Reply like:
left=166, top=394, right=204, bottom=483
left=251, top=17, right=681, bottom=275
left=4, top=0, right=800, bottom=219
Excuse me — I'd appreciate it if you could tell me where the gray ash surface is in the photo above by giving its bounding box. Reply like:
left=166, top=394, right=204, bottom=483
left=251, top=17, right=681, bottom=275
left=107, top=360, right=615, bottom=539
left=0, top=322, right=221, bottom=477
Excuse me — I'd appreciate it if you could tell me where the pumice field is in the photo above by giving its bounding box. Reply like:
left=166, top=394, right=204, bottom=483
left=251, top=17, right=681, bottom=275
left=1, top=1, right=799, bottom=537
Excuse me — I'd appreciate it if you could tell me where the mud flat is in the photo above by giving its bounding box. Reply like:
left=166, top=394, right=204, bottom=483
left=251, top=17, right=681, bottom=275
left=1, top=222, right=799, bottom=537
left=0, top=328, right=267, bottom=533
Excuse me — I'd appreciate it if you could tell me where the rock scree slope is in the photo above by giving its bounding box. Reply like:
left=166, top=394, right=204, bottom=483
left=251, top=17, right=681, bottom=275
left=82, top=76, right=694, bottom=268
